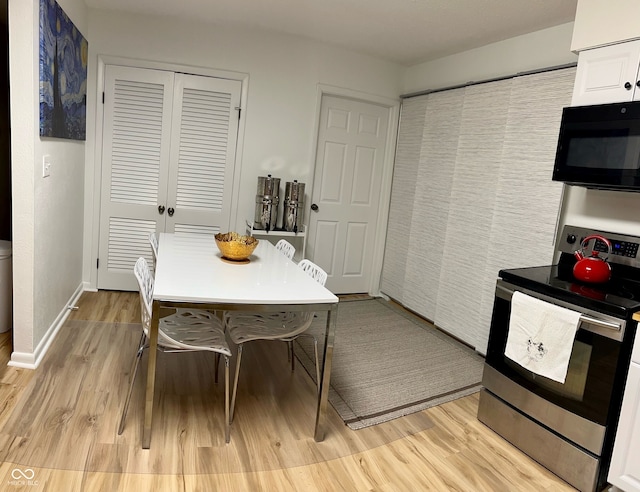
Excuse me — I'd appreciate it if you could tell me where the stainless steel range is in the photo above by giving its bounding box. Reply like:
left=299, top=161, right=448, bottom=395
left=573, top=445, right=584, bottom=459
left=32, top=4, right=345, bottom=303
left=478, top=225, right=640, bottom=492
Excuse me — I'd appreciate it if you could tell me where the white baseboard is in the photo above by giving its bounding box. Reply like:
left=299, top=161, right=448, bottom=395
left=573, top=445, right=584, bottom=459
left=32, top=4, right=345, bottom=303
left=8, top=282, right=85, bottom=369
left=82, top=281, right=97, bottom=293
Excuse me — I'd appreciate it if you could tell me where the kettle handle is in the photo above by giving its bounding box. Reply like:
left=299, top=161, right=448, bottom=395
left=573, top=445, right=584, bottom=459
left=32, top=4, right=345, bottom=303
left=578, top=234, right=612, bottom=258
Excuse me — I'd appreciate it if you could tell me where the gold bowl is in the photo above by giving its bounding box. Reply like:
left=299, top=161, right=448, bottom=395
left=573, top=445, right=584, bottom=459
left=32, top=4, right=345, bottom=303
left=214, top=232, right=259, bottom=261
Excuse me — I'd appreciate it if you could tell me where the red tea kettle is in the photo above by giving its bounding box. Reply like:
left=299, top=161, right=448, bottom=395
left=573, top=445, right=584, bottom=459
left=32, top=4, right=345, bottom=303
left=573, top=234, right=612, bottom=283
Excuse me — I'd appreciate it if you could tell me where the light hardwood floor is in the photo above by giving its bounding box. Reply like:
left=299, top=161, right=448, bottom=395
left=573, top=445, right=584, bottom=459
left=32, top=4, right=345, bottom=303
left=0, top=291, right=577, bottom=491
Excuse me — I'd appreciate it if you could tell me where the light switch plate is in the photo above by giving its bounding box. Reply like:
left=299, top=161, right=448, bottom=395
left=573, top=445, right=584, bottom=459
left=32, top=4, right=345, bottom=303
left=42, top=155, right=51, bottom=178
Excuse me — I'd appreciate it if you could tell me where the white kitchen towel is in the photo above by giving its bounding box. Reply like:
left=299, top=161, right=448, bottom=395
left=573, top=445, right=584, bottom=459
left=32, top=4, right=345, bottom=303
left=504, top=291, right=581, bottom=383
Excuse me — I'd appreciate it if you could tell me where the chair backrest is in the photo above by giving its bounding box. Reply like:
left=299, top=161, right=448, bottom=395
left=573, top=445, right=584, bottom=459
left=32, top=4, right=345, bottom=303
left=134, top=257, right=154, bottom=337
left=298, top=259, right=328, bottom=286
left=149, top=232, right=159, bottom=260
left=275, top=239, right=296, bottom=260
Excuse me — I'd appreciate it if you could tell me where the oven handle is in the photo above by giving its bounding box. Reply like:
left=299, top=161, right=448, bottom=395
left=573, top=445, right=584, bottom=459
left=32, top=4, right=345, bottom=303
left=495, top=281, right=625, bottom=339
left=578, top=314, right=621, bottom=331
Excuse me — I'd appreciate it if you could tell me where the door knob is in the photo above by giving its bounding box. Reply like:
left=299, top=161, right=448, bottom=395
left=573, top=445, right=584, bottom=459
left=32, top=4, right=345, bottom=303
left=625, top=81, right=633, bottom=90
left=311, top=203, right=319, bottom=212
left=168, top=207, right=175, bottom=217
left=636, top=80, right=640, bottom=88
left=158, top=205, right=165, bottom=215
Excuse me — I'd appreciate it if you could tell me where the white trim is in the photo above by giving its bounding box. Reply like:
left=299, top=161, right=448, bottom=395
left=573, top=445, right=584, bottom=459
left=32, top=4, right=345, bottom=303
left=8, top=283, right=84, bottom=369
left=83, top=281, right=97, bottom=293
left=309, top=84, right=400, bottom=296
left=86, top=55, right=249, bottom=290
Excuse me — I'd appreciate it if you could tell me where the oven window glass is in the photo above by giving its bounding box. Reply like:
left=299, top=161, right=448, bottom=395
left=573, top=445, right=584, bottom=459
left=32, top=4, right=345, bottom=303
left=486, top=296, right=622, bottom=426
left=506, top=340, right=591, bottom=401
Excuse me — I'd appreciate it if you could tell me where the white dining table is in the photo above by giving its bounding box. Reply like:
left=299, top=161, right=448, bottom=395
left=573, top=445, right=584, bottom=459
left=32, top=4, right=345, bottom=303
left=142, top=233, right=339, bottom=448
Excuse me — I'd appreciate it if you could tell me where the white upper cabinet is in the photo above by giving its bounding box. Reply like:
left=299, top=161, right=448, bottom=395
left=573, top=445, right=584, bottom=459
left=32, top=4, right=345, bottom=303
left=572, top=40, right=640, bottom=106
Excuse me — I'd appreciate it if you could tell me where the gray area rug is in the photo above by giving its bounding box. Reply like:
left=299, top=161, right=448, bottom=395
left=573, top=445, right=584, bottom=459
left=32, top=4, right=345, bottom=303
left=295, top=298, right=485, bottom=430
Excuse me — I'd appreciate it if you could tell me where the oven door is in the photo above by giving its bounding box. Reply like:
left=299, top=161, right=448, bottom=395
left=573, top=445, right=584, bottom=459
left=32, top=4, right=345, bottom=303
left=484, top=279, right=627, bottom=455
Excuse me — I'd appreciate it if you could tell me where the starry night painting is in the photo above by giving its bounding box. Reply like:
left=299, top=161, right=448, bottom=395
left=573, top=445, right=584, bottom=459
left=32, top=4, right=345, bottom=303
left=39, top=0, right=88, bottom=140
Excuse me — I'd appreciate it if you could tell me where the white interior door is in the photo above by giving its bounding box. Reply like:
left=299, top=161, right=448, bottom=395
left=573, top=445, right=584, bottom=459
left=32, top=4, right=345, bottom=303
left=308, top=95, right=390, bottom=293
left=97, top=66, right=241, bottom=290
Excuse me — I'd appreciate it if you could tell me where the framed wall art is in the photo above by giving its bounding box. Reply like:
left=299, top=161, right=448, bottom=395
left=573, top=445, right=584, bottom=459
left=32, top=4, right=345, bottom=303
left=39, top=0, right=88, bottom=140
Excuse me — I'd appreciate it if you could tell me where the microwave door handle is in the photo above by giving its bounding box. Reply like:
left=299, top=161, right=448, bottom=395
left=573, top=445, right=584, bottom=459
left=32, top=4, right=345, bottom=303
left=579, top=315, right=621, bottom=331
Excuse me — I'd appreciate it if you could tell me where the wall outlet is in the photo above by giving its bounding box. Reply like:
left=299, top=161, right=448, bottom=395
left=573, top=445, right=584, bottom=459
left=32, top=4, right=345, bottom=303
left=42, top=155, right=51, bottom=178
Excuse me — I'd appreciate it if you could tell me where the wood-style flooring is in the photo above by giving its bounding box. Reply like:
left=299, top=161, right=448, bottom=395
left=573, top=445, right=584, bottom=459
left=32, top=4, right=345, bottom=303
left=0, top=291, right=577, bottom=491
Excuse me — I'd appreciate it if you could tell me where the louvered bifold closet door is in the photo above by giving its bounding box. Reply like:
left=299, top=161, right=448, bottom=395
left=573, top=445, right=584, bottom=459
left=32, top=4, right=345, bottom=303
left=98, top=66, right=174, bottom=290
left=165, top=74, right=241, bottom=236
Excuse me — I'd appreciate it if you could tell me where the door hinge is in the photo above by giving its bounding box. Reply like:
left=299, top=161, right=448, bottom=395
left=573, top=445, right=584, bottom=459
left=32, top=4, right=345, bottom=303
left=235, top=106, right=241, bottom=119
left=96, top=258, right=99, bottom=269
left=102, top=92, right=105, bottom=104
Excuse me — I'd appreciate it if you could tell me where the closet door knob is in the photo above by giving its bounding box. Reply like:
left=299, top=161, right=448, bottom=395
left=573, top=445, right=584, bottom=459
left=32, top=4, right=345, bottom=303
left=636, top=80, right=640, bottom=88
left=158, top=205, right=165, bottom=215
left=167, top=207, right=175, bottom=217
left=310, top=203, right=319, bottom=212
left=625, top=81, right=633, bottom=90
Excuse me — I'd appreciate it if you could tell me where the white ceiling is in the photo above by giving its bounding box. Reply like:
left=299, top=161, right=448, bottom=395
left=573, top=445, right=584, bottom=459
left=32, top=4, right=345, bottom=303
left=84, top=0, right=578, bottom=66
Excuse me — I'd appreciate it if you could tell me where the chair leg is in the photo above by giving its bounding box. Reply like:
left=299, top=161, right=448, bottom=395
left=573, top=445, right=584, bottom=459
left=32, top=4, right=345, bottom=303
left=230, top=344, right=243, bottom=423
left=286, top=340, right=292, bottom=363
left=118, top=332, right=146, bottom=435
left=224, top=355, right=230, bottom=443
left=214, top=353, right=220, bottom=383
left=289, top=340, right=295, bottom=372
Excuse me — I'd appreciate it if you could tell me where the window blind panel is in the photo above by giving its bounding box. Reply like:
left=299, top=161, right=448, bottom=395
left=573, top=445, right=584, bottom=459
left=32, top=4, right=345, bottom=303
left=434, top=80, right=512, bottom=345
left=175, top=88, right=232, bottom=211
left=402, top=88, right=464, bottom=321
left=107, top=217, right=156, bottom=272
left=474, top=66, right=576, bottom=353
left=380, top=96, right=428, bottom=302
left=109, top=80, right=165, bottom=205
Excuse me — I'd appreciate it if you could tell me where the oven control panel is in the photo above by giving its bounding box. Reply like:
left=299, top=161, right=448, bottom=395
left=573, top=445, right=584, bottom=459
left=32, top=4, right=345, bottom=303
left=559, top=225, right=640, bottom=268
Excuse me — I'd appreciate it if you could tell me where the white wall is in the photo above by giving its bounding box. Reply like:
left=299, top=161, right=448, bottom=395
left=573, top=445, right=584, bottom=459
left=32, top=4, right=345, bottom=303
left=8, top=0, right=35, bottom=356
left=9, top=0, right=86, bottom=366
left=403, top=23, right=577, bottom=95
left=572, top=0, right=640, bottom=52
left=83, top=10, right=403, bottom=288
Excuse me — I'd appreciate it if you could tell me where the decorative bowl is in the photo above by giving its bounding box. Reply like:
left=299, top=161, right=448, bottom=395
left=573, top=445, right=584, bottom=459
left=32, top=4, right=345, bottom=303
left=214, top=232, right=259, bottom=261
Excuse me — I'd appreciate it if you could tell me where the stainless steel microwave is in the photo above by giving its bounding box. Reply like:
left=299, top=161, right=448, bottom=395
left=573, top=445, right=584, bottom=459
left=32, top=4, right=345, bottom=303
left=552, top=101, right=640, bottom=191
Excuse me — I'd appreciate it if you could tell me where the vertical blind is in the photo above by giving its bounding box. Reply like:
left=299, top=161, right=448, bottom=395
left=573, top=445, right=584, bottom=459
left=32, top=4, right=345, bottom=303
left=381, top=66, right=576, bottom=354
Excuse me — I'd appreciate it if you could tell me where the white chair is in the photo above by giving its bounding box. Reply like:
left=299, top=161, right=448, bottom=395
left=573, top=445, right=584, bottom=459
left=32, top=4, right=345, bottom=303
left=149, top=232, right=159, bottom=260
left=275, top=239, right=296, bottom=260
left=224, top=259, right=327, bottom=420
left=119, top=257, right=233, bottom=442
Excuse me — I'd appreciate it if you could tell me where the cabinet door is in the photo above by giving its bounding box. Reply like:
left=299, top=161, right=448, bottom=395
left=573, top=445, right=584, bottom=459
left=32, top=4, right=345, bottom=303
left=608, top=361, right=640, bottom=492
left=572, top=40, right=640, bottom=106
